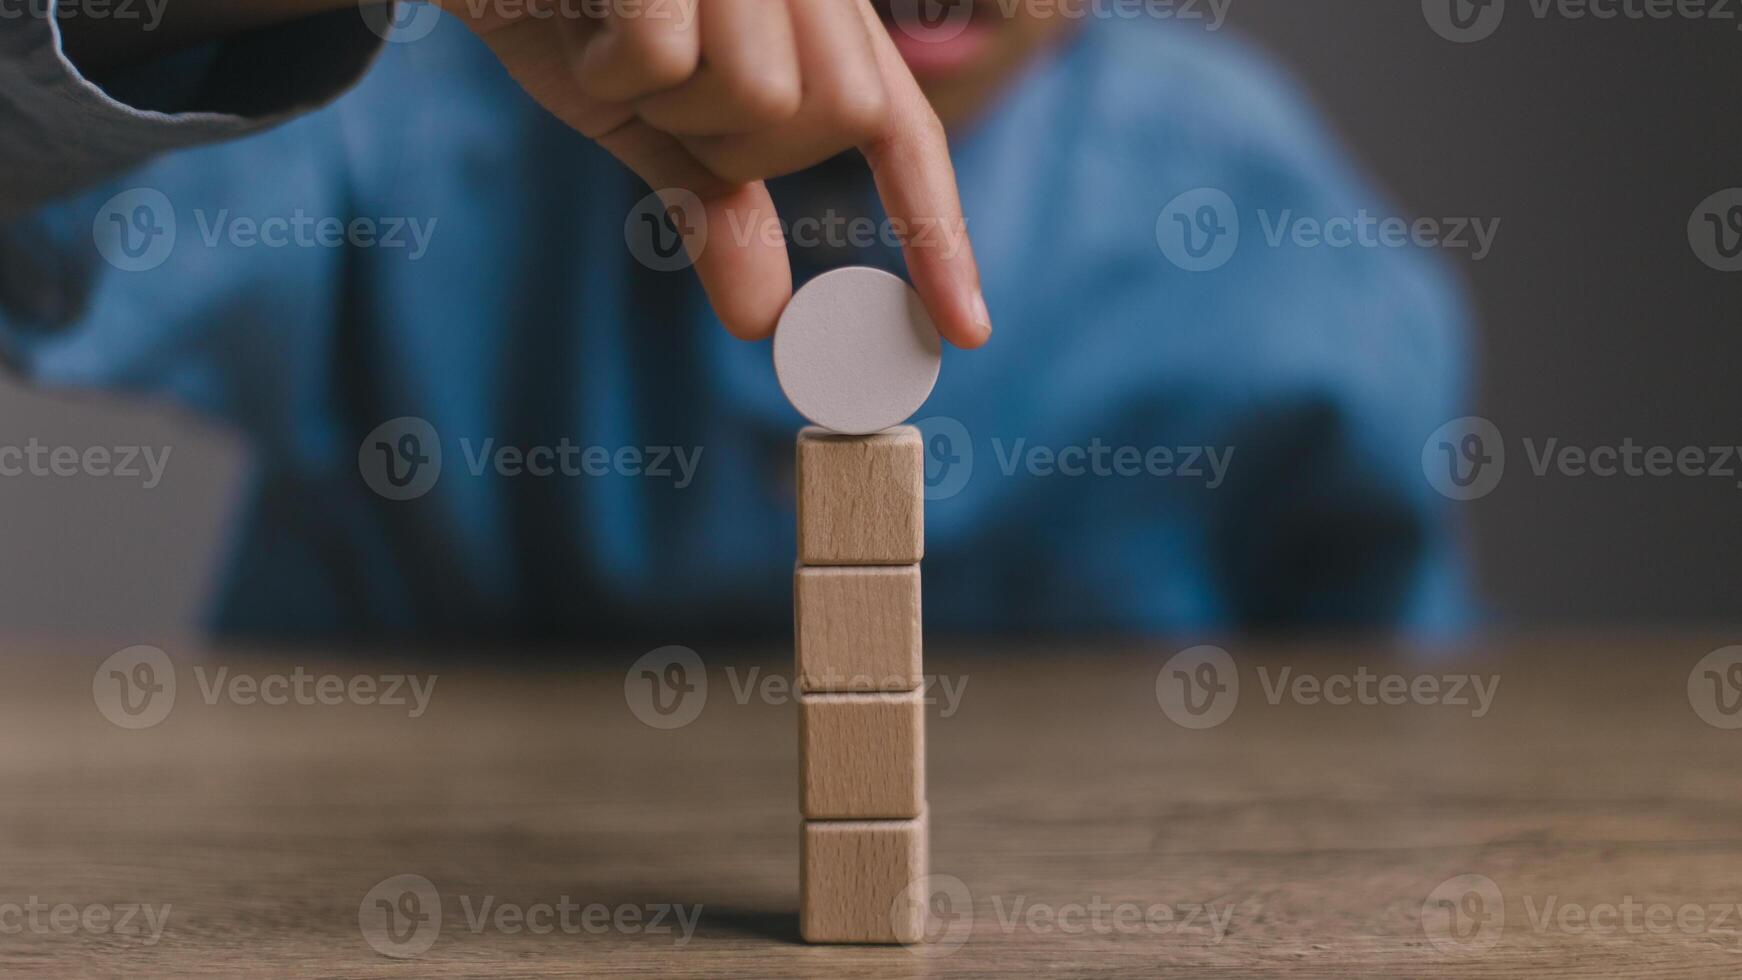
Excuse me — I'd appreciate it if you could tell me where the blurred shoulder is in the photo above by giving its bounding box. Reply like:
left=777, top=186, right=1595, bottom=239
left=1057, top=17, right=1348, bottom=175
left=950, top=17, right=1472, bottom=430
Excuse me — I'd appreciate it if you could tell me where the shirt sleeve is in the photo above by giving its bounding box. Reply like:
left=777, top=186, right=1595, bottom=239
left=0, top=1, right=387, bottom=215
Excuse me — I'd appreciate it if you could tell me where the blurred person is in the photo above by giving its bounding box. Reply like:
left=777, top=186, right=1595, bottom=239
left=0, top=0, right=1470, bottom=640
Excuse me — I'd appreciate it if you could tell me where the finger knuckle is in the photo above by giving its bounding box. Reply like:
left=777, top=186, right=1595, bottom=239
left=827, top=83, right=891, bottom=143
left=725, top=68, right=802, bottom=125
left=631, top=31, right=701, bottom=90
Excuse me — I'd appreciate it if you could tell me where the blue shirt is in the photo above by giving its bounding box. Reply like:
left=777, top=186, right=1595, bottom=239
left=0, top=12, right=1472, bottom=640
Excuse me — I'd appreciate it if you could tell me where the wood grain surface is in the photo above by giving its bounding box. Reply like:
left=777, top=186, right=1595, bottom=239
left=799, top=690, right=925, bottom=818
left=794, top=565, right=923, bottom=692
left=3, top=633, right=1741, bottom=977
left=801, top=816, right=928, bottom=945
left=795, top=426, right=924, bottom=565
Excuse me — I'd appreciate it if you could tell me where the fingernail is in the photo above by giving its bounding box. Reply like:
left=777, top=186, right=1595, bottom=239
left=971, top=290, right=993, bottom=341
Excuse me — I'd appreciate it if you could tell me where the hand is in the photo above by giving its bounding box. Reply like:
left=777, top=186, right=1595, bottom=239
left=446, top=0, right=992, bottom=347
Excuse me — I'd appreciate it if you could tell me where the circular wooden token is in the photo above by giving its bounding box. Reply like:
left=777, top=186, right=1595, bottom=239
left=772, top=267, right=942, bottom=435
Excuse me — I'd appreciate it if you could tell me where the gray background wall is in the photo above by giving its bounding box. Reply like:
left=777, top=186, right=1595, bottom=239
left=1226, top=0, right=1738, bottom=623
left=1, top=2, right=1735, bottom=631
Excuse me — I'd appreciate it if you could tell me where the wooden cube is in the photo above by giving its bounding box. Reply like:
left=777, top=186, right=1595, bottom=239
left=801, top=816, right=928, bottom=944
left=800, top=691, right=924, bottom=819
left=795, top=565, right=922, bottom=693
left=797, top=426, right=924, bottom=565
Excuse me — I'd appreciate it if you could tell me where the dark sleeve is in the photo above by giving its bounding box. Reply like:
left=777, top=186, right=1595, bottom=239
left=0, top=0, right=386, bottom=214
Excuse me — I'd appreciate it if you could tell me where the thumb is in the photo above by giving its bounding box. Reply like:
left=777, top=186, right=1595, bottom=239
left=473, top=17, right=792, bottom=341
left=603, top=121, right=793, bottom=341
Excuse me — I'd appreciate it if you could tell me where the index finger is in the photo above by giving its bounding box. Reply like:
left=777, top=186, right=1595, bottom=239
left=853, top=2, right=992, bottom=350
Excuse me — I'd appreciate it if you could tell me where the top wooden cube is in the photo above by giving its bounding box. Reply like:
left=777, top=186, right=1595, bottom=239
left=797, top=426, right=924, bottom=565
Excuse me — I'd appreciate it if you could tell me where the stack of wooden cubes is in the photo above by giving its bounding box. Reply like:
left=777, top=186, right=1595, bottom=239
left=794, top=425, right=927, bottom=944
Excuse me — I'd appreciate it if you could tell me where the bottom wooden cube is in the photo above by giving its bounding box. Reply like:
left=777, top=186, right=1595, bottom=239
left=801, top=815, right=928, bottom=944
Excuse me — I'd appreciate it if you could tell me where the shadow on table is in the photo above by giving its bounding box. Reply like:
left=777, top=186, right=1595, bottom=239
left=696, top=907, right=803, bottom=944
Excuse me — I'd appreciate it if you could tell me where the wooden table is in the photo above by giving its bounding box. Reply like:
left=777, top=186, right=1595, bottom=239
left=3, top=634, right=1740, bottom=977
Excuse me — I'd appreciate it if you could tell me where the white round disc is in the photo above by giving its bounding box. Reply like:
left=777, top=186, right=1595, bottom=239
left=772, top=267, right=942, bottom=434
